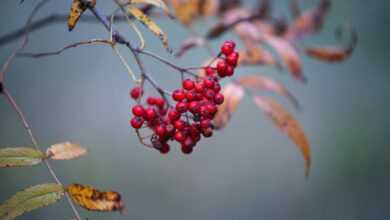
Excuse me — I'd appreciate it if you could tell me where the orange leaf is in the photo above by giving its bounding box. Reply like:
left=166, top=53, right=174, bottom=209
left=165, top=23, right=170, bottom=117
left=214, top=83, right=245, bottom=129
left=67, top=184, right=124, bottom=212
left=253, top=96, right=311, bottom=176
left=262, top=35, right=305, bottom=82
left=237, top=75, right=300, bottom=109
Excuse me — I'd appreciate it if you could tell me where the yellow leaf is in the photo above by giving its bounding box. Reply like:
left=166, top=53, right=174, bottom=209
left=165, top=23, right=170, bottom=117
left=170, top=0, right=218, bottom=26
left=214, top=83, right=245, bottom=129
left=67, top=0, right=96, bottom=31
left=253, top=96, right=311, bottom=176
left=67, top=184, right=124, bottom=212
left=127, top=0, right=170, bottom=14
left=127, top=6, right=172, bottom=53
left=46, top=142, right=87, bottom=160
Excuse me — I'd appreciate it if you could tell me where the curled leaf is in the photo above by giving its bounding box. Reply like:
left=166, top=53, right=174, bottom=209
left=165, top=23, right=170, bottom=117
left=238, top=46, right=278, bottom=66
left=262, top=34, right=305, bottom=82
left=67, top=184, right=124, bottom=212
left=127, top=0, right=170, bottom=15
left=253, top=96, right=311, bottom=176
left=46, top=142, right=87, bottom=160
left=214, top=83, right=245, bottom=129
left=0, top=183, right=64, bottom=220
left=128, top=6, right=172, bottom=53
left=304, top=26, right=357, bottom=63
left=68, top=0, right=96, bottom=31
left=237, top=75, right=300, bottom=109
left=175, top=36, right=205, bottom=57
left=0, top=147, right=45, bottom=168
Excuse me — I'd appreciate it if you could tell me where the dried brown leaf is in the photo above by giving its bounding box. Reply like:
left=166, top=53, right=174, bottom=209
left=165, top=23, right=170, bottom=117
left=68, top=0, right=96, bottom=31
left=214, top=83, right=245, bottom=129
left=46, top=142, right=87, bottom=160
left=253, top=96, right=311, bottom=176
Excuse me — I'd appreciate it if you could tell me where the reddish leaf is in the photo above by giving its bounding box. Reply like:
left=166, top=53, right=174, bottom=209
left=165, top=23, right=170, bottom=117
left=253, top=96, right=311, bottom=176
left=237, top=75, right=300, bottom=109
left=214, top=83, right=245, bottom=129
left=262, top=35, right=305, bottom=82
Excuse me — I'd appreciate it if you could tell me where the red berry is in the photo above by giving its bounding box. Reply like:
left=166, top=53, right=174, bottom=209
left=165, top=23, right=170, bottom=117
left=224, top=40, right=236, bottom=50
left=202, top=128, right=213, bottom=138
left=216, top=60, right=227, bottom=76
left=182, top=137, right=195, bottom=148
left=130, top=87, right=143, bottom=99
left=155, top=98, right=165, bottom=108
left=174, top=131, right=186, bottom=142
left=181, top=144, right=193, bottom=154
left=214, top=93, right=224, bottom=105
left=221, top=44, right=234, bottom=56
left=200, top=119, right=211, bottom=129
left=226, top=52, right=239, bottom=67
left=182, top=79, right=195, bottom=90
left=155, top=125, right=167, bottom=138
left=144, top=108, right=157, bottom=121
left=188, top=101, right=200, bottom=114
left=132, top=105, right=144, bottom=117
left=146, top=97, right=157, bottom=105
left=225, top=65, right=234, bottom=76
left=194, top=82, right=205, bottom=93
left=204, top=89, right=216, bottom=100
left=172, top=89, right=186, bottom=101
left=203, top=78, right=215, bottom=89
left=205, top=67, right=215, bottom=76
left=168, top=109, right=180, bottom=121
left=174, top=120, right=185, bottom=130
left=206, top=104, right=218, bottom=115
left=130, top=117, right=144, bottom=129
left=186, top=91, right=196, bottom=101
left=159, top=143, right=170, bottom=154
left=176, top=102, right=188, bottom=113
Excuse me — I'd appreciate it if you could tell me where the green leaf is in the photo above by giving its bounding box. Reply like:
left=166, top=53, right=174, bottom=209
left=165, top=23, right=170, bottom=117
left=0, top=147, right=45, bottom=168
left=127, top=6, right=172, bottom=53
left=0, top=183, right=65, bottom=220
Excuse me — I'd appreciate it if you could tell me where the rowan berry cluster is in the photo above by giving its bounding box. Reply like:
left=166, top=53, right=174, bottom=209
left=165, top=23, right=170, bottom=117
left=129, top=41, right=239, bottom=154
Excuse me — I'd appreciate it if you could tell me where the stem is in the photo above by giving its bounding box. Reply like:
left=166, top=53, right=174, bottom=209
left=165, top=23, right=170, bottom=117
left=2, top=88, right=82, bottom=220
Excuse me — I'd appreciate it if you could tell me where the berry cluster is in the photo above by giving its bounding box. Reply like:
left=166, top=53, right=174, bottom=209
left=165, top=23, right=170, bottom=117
left=129, top=41, right=239, bottom=154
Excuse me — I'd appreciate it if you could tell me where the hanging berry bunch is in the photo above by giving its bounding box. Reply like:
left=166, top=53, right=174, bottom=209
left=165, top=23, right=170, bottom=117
left=129, top=41, right=239, bottom=154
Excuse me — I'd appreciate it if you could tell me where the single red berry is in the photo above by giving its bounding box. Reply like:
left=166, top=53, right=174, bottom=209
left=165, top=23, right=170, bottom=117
left=155, top=98, right=165, bottom=108
left=146, top=97, right=157, bottom=105
left=174, top=120, right=186, bottom=130
left=176, top=102, right=188, bottom=113
left=205, top=67, right=215, bottom=76
left=224, top=40, right=236, bottom=50
left=203, top=78, right=215, bottom=89
left=168, top=109, right=180, bottom=121
left=155, top=125, right=167, bottom=138
left=221, top=44, right=234, bottom=56
left=206, top=104, right=218, bottom=115
left=214, top=93, right=224, bottom=105
left=213, top=83, right=221, bottom=93
left=130, top=87, right=143, bottom=99
left=188, top=101, right=200, bottom=114
left=226, top=52, right=239, bottom=67
left=216, top=60, right=227, bottom=76
left=159, top=143, right=170, bottom=154
left=182, top=137, right=195, bottom=148
left=144, top=108, right=157, bottom=121
left=181, top=144, right=193, bottom=154
left=225, top=65, right=234, bottom=76
left=172, top=89, right=186, bottom=101
left=189, top=126, right=200, bottom=139
left=182, top=79, right=195, bottom=90
left=200, top=119, right=211, bottom=129
left=199, top=105, right=209, bottom=116
left=174, top=131, right=186, bottom=142
left=132, top=105, right=145, bottom=117
left=194, top=82, right=205, bottom=93
left=186, top=91, right=196, bottom=101
left=130, top=117, right=144, bottom=129
left=202, top=128, right=213, bottom=138
left=204, top=89, right=216, bottom=100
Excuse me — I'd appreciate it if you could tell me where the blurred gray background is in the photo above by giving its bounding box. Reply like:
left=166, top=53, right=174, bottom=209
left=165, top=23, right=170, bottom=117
left=0, top=0, right=389, bottom=219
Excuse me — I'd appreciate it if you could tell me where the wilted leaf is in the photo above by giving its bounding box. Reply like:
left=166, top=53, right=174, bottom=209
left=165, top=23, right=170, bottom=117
left=175, top=36, right=205, bottom=57
left=214, top=83, right=245, bottom=129
left=304, top=26, right=357, bottom=63
left=170, top=0, right=218, bottom=26
left=46, top=142, right=87, bottom=160
left=67, top=184, right=124, bottom=212
left=237, top=75, right=300, bottom=109
left=128, top=6, right=172, bottom=53
left=238, top=46, right=278, bottom=66
left=0, top=183, right=64, bottom=220
left=262, top=34, right=305, bottom=82
left=253, top=96, right=311, bottom=176
left=0, top=147, right=45, bottom=168
left=68, top=0, right=96, bottom=31
left=127, top=0, right=170, bottom=14
left=284, top=0, right=330, bottom=41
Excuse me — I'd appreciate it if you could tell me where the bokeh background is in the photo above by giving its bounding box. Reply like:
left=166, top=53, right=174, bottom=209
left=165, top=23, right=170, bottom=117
left=1, top=0, right=389, bottom=219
